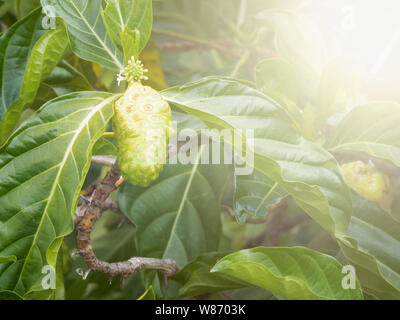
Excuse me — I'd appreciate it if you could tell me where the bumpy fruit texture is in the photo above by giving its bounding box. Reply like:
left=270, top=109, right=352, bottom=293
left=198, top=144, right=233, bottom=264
left=113, top=83, right=173, bottom=187
left=341, top=161, right=393, bottom=209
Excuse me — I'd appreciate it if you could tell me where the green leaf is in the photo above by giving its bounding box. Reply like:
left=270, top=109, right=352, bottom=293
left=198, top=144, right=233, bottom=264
left=315, top=58, right=357, bottom=129
left=235, top=169, right=287, bottom=222
left=0, top=22, right=69, bottom=144
left=0, top=91, right=117, bottom=298
left=102, top=0, right=153, bottom=60
left=326, top=102, right=400, bottom=168
left=92, top=138, right=117, bottom=156
left=0, top=256, right=16, bottom=263
left=338, top=192, right=400, bottom=299
left=120, top=27, right=141, bottom=64
left=255, top=58, right=303, bottom=127
left=15, top=0, right=41, bottom=19
left=31, top=84, right=58, bottom=111
left=172, top=252, right=246, bottom=298
left=0, top=8, right=46, bottom=120
left=211, top=247, right=364, bottom=300
left=118, top=147, right=230, bottom=295
left=162, top=77, right=352, bottom=237
left=118, top=147, right=228, bottom=268
left=42, top=0, right=124, bottom=71
left=256, top=10, right=325, bottom=74
left=43, top=60, right=92, bottom=96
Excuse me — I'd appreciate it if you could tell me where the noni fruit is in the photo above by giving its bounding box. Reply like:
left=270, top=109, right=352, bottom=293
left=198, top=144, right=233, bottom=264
left=341, top=161, right=393, bottom=209
left=113, top=58, right=173, bottom=187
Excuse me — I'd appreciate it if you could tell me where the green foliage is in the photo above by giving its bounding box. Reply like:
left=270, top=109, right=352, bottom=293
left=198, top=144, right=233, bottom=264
left=338, top=192, right=400, bottom=299
left=102, top=0, right=152, bottom=62
left=211, top=247, right=364, bottom=300
left=118, top=147, right=230, bottom=294
left=0, top=0, right=399, bottom=301
left=162, top=77, right=352, bottom=236
left=0, top=92, right=117, bottom=298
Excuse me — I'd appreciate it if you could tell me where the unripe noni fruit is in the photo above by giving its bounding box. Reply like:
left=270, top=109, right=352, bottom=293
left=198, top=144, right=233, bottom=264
left=113, top=80, right=172, bottom=187
left=341, top=161, right=393, bottom=209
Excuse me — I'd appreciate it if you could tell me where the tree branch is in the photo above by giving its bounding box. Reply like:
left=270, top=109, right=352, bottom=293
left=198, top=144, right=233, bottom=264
left=91, top=155, right=116, bottom=167
left=75, top=164, right=179, bottom=281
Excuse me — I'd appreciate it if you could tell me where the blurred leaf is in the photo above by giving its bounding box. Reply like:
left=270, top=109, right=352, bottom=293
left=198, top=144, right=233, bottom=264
left=162, top=77, right=352, bottom=237
left=172, top=252, right=246, bottom=298
left=92, top=138, right=117, bottom=156
left=43, top=60, right=92, bottom=96
left=212, top=246, right=364, bottom=300
left=140, top=38, right=168, bottom=90
left=326, top=102, right=400, bottom=168
left=315, top=58, right=357, bottom=130
left=255, top=58, right=303, bottom=127
left=338, top=192, right=400, bottom=300
left=257, top=10, right=326, bottom=74
left=30, top=84, right=58, bottom=110
left=0, top=92, right=117, bottom=298
left=16, top=0, right=40, bottom=18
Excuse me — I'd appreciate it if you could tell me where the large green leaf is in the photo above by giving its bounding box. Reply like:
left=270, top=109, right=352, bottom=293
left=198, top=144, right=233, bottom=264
left=0, top=22, right=69, bottom=144
left=0, top=8, right=46, bottom=121
left=211, top=247, right=364, bottom=300
left=102, top=0, right=153, bottom=60
left=162, top=77, right=352, bottom=237
left=0, top=91, right=117, bottom=298
left=326, top=102, right=400, bottom=168
left=118, top=147, right=228, bottom=267
left=118, top=146, right=229, bottom=294
left=338, top=193, right=400, bottom=299
left=42, top=0, right=124, bottom=71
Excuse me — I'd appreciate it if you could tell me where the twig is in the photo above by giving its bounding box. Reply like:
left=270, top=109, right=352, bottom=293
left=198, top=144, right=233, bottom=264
left=152, top=29, right=240, bottom=58
left=155, top=41, right=203, bottom=51
left=91, top=155, right=116, bottom=167
left=75, top=165, right=179, bottom=280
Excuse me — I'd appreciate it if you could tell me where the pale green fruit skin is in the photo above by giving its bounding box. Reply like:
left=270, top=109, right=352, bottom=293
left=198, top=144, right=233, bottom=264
left=113, top=83, right=173, bottom=187
left=341, top=161, right=393, bottom=209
